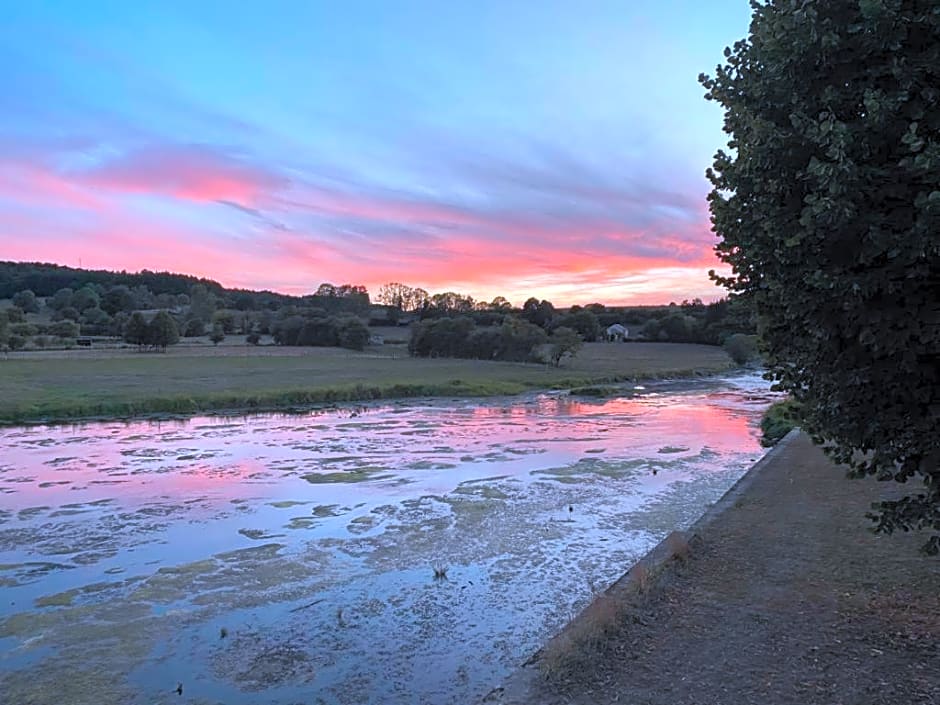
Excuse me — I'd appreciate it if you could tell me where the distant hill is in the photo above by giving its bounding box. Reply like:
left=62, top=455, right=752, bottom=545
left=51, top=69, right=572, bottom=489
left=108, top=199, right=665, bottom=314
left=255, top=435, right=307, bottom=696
left=0, top=261, right=372, bottom=315
left=0, top=261, right=225, bottom=299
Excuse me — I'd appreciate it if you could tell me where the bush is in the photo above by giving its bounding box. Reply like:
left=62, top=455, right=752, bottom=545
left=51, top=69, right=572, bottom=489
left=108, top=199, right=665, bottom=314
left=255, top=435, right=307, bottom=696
left=49, top=320, right=80, bottom=339
left=408, top=316, right=547, bottom=362
left=5, top=306, right=25, bottom=323
left=760, top=400, right=803, bottom=448
left=209, top=325, right=225, bottom=346
left=548, top=327, right=583, bottom=367
left=6, top=334, right=25, bottom=351
left=551, top=311, right=601, bottom=341
left=337, top=317, right=370, bottom=351
left=723, top=334, right=759, bottom=365
left=183, top=318, right=205, bottom=337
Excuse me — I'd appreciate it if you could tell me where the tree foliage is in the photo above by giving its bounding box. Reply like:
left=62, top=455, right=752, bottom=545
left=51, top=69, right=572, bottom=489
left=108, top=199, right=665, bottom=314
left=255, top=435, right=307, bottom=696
left=124, top=313, right=149, bottom=348
left=409, top=316, right=547, bottom=362
left=548, top=327, right=583, bottom=367
left=702, top=0, right=940, bottom=552
left=376, top=282, right=429, bottom=312
left=12, top=290, right=39, bottom=313
left=148, top=311, right=180, bottom=351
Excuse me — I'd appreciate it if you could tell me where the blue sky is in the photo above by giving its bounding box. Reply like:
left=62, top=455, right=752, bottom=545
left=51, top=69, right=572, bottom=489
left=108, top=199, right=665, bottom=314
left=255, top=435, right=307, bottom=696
left=0, top=0, right=752, bottom=304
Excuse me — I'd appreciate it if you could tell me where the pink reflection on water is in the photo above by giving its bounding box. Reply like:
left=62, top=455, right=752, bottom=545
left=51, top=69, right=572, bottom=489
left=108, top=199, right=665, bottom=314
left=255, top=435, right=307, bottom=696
left=0, top=385, right=765, bottom=518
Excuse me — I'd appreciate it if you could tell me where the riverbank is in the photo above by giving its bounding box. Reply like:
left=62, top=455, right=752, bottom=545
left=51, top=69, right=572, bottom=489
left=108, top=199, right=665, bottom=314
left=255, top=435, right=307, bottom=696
left=0, top=342, right=734, bottom=425
left=488, top=431, right=940, bottom=704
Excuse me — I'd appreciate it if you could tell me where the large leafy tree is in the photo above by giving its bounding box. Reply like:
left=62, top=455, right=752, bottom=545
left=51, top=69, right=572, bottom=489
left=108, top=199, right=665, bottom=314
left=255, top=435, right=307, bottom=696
left=701, top=1, right=940, bottom=552
left=147, top=311, right=180, bottom=352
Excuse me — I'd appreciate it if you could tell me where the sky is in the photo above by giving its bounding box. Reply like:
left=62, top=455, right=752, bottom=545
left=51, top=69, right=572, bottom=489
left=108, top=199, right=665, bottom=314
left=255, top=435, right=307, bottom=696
left=0, top=1, right=753, bottom=306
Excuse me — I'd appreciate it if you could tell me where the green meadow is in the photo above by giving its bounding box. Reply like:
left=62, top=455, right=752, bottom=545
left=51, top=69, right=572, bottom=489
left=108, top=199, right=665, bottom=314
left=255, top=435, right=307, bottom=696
left=0, top=342, right=734, bottom=424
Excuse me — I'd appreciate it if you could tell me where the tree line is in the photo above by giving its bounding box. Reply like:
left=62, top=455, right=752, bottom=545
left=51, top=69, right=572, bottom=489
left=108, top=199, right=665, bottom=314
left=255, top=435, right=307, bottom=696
left=1, top=262, right=756, bottom=361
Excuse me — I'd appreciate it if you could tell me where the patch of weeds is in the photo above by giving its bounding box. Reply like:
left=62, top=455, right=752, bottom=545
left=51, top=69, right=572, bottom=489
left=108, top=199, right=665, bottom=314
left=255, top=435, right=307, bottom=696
left=760, top=399, right=802, bottom=446
left=432, top=563, right=449, bottom=580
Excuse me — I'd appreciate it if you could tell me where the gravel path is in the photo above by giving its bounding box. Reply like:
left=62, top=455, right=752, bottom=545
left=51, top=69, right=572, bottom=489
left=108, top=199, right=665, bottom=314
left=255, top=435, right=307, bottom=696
left=492, top=432, right=940, bottom=705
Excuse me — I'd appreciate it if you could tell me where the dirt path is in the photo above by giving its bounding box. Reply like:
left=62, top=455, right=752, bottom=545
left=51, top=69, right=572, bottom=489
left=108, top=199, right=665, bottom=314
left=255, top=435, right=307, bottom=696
left=491, top=432, right=940, bottom=705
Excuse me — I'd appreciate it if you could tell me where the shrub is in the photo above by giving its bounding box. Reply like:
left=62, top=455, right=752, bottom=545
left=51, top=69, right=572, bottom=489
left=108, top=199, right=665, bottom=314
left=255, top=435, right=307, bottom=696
left=183, top=318, right=205, bottom=337
left=6, top=334, right=25, bottom=351
left=49, top=320, right=80, bottom=339
left=337, top=317, right=370, bottom=351
left=209, top=325, right=225, bottom=346
left=723, top=334, right=759, bottom=365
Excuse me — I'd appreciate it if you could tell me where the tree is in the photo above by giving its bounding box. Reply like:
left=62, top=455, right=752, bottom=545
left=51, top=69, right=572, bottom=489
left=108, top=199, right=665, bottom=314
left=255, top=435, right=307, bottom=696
left=409, top=288, right=430, bottom=312
left=189, top=284, right=217, bottom=323
left=552, top=310, right=601, bottom=341
left=377, top=282, right=413, bottom=310
left=12, top=290, right=39, bottom=313
left=55, top=306, right=80, bottom=322
left=148, top=311, right=179, bottom=351
left=209, top=324, right=225, bottom=346
left=71, top=285, right=100, bottom=312
left=183, top=318, right=205, bottom=337
left=80, top=307, right=112, bottom=335
left=48, top=287, right=74, bottom=311
left=5, top=306, right=25, bottom=323
left=521, top=298, right=555, bottom=328
left=101, top=285, right=136, bottom=315
left=548, top=327, right=583, bottom=367
left=124, top=312, right=149, bottom=348
left=701, top=1, right=940, bottom=552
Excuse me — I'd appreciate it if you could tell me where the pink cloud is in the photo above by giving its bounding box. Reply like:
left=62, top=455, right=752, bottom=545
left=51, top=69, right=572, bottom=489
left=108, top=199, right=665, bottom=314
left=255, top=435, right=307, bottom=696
left=74, top=144, right=289, bottom=207
left=0, top=142, right=723, bottom=305
left=0, top=160, right=103, bottom=210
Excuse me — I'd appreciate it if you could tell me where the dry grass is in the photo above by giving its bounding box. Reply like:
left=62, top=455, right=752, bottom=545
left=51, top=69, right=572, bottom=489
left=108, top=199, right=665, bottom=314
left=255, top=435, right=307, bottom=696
left=537, top=532, right=694, bottom=681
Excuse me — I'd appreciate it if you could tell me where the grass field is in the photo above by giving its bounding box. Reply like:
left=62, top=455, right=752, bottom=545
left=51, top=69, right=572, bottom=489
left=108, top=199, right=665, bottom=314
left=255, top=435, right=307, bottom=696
left=0, top=342, right=734, bottom=424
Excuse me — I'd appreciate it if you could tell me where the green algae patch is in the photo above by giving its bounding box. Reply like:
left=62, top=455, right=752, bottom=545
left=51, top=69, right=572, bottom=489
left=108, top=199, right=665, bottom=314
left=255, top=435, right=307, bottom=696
left=35, top=590, right=78, bottom=608
left=302, top=469, right=393, bottom=484
left=312, top=504, right=344, bottom=517
left=453, top=483, right=511, bottom=500
left=238, top=528, right=286, bottom=541
left=268, top=500, right=310, bottom=509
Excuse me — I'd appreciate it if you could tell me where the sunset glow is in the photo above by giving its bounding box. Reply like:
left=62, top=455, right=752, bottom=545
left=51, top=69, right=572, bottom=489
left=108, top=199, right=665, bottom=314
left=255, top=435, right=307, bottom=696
left=0, top=1, right=752, bottom=305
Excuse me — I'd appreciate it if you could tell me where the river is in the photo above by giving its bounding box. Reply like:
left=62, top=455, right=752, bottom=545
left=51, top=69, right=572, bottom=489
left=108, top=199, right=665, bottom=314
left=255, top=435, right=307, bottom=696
left=0, top=372, right=777, bottom=704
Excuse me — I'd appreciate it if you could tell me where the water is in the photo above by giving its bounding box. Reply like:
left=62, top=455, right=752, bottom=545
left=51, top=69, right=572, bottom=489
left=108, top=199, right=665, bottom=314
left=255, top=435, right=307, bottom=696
left=0, top=372, right=777, bottom=704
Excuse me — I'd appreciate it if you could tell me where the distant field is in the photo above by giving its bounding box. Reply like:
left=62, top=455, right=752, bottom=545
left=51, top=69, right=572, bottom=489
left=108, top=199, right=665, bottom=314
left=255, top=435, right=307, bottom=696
left=0, top=342, right=734, bottom=424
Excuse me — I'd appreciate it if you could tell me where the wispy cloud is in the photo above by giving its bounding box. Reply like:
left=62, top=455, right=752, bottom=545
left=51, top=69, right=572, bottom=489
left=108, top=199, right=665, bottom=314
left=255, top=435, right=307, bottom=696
left=0, top=0, right=747, bottom=304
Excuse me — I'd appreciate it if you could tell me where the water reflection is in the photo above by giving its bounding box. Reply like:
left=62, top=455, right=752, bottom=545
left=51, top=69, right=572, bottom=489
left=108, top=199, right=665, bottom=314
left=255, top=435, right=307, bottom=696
left=0, top=372, right=778, bottom=705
